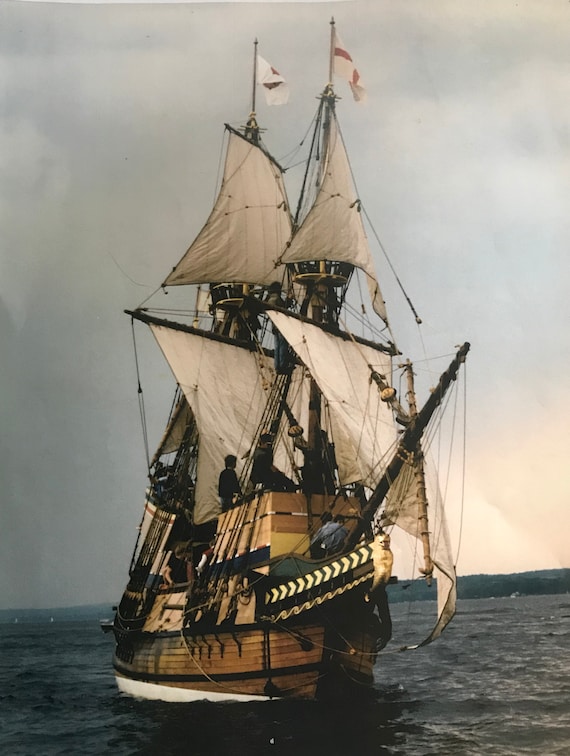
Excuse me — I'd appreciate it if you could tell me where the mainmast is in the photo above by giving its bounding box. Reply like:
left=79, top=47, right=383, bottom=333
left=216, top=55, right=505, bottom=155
left=285, top=19, right=355, bottom=328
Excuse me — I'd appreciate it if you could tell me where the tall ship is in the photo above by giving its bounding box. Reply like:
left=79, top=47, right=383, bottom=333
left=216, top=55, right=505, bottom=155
left=112, top=23, right=469, bottom=702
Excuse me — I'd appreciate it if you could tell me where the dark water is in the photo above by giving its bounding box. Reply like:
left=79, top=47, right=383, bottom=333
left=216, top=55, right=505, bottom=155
left=1, top=595, right=569, bottom=755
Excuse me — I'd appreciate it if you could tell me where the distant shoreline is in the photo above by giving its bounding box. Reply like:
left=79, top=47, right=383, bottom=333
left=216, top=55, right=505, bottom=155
left=389, top=567, right=570, bottom=603
left=1, top=568, right=569, bottom=620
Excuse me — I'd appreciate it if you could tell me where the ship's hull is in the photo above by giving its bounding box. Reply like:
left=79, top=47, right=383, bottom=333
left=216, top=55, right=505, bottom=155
left=113, top=491, right=394, bottom=701
left=113, top=595, right=381, bottom=702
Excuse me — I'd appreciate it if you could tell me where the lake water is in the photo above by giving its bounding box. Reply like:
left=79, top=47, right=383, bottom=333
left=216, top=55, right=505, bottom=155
left=1, top=594, right=569, bottom=755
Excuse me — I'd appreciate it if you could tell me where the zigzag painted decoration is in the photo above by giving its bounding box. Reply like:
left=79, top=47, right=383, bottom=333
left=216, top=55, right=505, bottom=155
left=266, top=544, right=373, bottom=605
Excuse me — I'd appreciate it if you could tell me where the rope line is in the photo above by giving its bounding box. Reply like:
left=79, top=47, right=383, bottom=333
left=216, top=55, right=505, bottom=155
left=130, top=318, right=150, bottom=470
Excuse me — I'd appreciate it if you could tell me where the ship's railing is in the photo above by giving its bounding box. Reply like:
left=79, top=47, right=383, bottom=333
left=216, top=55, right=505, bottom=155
left=291, top=260, right=353, bottom=287
left=210, top=283, right=251, bottom=310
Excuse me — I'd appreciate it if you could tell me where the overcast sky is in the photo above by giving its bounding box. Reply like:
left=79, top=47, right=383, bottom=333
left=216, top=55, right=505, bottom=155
left=1, top=0, right=569, bottom=610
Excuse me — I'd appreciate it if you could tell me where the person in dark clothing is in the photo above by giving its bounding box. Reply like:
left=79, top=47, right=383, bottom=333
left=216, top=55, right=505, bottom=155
left=152, top=462, right=174, bottom=501
left=251, top=433, right=296, bottom=492
left=162, top=541, right=192, bottom=587
left=218, top=454, right=241, bottom=512
left=265, top=282, right=292, bottom=374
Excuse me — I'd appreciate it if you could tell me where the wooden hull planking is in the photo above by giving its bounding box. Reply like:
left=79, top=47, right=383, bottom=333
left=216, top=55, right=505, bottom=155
left=113, top=491, right=389, bottom=700
left=114, top=610, right=378, bottom=701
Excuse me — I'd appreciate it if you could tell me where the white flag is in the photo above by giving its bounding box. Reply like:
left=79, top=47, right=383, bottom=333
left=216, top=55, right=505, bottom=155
left=257, top=55, right=290, bottom=106
left=333, top=32, right=367, bottom=103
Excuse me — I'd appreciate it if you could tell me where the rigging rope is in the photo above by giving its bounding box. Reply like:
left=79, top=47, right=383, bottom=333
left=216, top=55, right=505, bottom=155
left=361, top=202, right=423, bottom=327
left=454, top=360, right=468, bottom=568
left=130, top=318, right=150, bottom=470
left=332, top=117, right=418, bottom=338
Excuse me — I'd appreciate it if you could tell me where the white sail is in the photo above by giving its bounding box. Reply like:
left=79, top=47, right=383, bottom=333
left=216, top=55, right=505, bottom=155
left=267, top=311, right=398, bottom=487
left=383, top=457, right=457, bottom=644
left=163, top=129, right=291, bottom=287
left=149, top=325, right=273, bottom=524
left=270, top=366, right=312, bottom=480
left=278, top=116, right=387, bottom=322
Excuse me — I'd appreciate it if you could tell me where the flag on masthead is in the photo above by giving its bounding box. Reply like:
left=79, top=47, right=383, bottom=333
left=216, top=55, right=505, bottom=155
left=333, top=31, right=367, bottom=102
left=257, top=55, right=290, bottom=105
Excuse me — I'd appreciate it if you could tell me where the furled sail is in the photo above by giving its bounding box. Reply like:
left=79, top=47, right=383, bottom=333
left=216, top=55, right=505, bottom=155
left=383, top=457, right=457, bottom=644
left=278, top=115, right=387, bottom=322
left=267, top=311, right=398, bottom=487
left=163, top=127, right=291, bottom=287
left=149, top=325, right=273, bottom=524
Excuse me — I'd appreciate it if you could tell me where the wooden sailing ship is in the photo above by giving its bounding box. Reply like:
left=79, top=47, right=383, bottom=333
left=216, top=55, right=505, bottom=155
left=112, top=24, right=469, bottom=702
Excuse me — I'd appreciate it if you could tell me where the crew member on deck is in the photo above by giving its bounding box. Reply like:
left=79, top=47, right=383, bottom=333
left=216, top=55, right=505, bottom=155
left=251, top=433, right=296, bottom=492
left=218, top=454, right=241, bottom=512
left=310, top=513, right=348, bottom=557
left=310, top=511, right=333, bottom=557
left=265, top=281, right=292, bottom=374
left=152, top=462, right=174, bottom=501
left=162, top=541, right=192, bottom=588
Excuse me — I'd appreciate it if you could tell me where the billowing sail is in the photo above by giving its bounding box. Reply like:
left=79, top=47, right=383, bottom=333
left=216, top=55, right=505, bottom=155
left=268, top=311, right=398, bottom=487
left=383, top=457, right=457, bottom=644
left=163, top=128, right=291, bottom=287
left=149, top=325, right=273, bottom=523
left=278, top=116, right=387, bottom=322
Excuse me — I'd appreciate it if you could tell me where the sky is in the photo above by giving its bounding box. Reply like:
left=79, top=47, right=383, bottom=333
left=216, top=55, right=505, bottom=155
left=1, top=0, right=569, bottom=610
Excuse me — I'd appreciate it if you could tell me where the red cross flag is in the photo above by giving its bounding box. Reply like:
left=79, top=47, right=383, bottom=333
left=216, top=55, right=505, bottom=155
left=257, top=55, right=290, bottom=106
left=333, top=31, right=367, bottom=103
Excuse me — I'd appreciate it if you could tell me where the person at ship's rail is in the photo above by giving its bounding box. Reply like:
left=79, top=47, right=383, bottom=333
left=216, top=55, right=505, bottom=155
left=151, top=462, right=174, bottom=500
left=310, top=513, right=349, bottom=558
left=162, top=541, right=192, bottom=588
left=251, top=432, right=297, bottom=492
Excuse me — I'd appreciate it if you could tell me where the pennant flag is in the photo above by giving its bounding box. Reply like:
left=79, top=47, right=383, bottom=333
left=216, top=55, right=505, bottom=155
left=257, top=55, right=290, bottom=106
left=333, top=31, right=367, bottom=103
